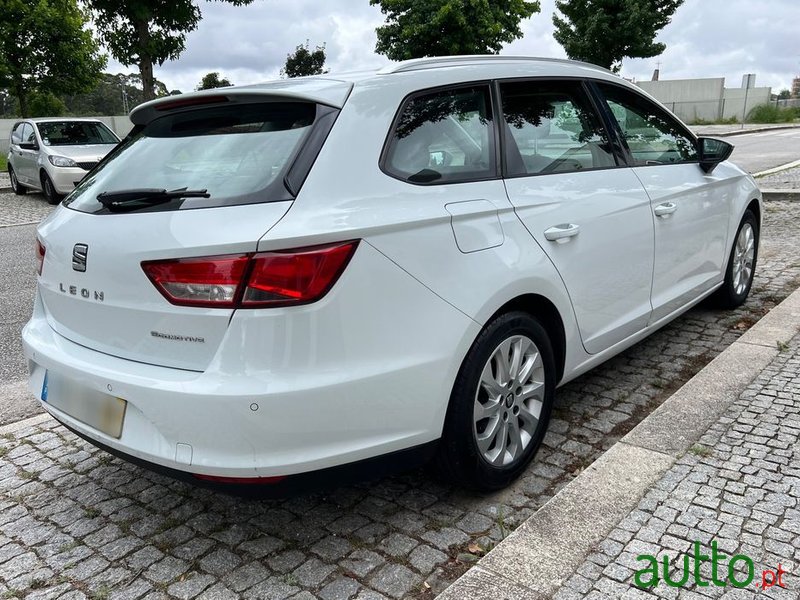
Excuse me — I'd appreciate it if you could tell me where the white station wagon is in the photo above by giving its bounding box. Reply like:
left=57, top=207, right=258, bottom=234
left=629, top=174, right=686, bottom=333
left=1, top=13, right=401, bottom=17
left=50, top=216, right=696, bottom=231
left=24, top=56, right=760, bottom=491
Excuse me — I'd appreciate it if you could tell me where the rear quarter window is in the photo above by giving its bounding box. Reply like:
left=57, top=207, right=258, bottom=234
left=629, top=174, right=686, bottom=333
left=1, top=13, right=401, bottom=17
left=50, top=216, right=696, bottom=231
left=382, top=85, right=496, bottom=184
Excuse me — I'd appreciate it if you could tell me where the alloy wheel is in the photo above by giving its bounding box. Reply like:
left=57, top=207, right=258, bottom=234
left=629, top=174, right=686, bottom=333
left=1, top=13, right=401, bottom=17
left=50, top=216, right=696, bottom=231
left=473, top=335, right=545, bottom=466
left=732, top=222, right=755, bottom=296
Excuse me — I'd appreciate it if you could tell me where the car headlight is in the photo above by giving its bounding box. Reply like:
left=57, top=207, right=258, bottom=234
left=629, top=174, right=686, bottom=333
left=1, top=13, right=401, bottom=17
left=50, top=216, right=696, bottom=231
left=48, top=155, right=78, bottom=167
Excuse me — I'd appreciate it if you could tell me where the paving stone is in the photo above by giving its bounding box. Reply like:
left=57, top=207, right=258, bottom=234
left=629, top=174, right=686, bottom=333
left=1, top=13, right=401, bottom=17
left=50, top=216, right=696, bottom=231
left=318, top=576, right=361, bottom=600
left=167, top=572, right=216, bottom=599
left=369, top=563, right=423, bottom=599
left=198, top=548, right=241, bottom=577
left=145, top=555, right=190, bottom=584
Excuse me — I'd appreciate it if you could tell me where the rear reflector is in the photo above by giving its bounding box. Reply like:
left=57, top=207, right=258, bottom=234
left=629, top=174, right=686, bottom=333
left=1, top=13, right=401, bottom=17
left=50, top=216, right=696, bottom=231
left=193, top=473, right=287, bottom=485
left=35, top=238, right=45, bottom=276
left=142, top=241, right=358, bottom=309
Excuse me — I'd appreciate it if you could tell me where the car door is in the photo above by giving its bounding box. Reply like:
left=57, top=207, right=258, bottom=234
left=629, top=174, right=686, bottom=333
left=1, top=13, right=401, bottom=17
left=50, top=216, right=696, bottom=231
left=500, top=79, right=655, bottom=355
left=15, top=122, right=39, bottom=185
left=593, top=82, right=733, bottom=322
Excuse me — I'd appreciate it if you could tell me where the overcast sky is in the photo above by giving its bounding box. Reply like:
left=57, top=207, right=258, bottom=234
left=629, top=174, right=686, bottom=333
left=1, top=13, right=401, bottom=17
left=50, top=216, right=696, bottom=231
left=106, top=0, right=799, bottom=94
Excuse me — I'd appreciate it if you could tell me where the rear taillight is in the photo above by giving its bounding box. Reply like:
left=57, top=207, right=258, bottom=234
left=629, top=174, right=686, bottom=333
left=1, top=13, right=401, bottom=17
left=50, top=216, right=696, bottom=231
left=35, top=239, right=45, bottom=276
left=142, top=241, right=358, bottom=309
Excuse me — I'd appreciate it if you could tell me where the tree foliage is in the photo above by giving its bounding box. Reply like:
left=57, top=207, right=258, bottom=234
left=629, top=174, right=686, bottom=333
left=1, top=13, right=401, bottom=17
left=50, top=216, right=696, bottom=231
left=282, top=43, right=327, bottom=78
left=0, top=0, right=106, bottom=117
left=197, top=71, right=233, bottom=89
left=62, top=73, right=170, bottom=116
left=553, top=0, right=684, bottom=72
left=370, top=0, right=540, bottom=61
left=85, top=0, right=254, bottom=102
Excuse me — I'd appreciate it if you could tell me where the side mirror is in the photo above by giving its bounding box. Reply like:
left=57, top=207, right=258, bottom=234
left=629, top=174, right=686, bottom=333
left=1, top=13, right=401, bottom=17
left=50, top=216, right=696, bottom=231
left=19, top=141, right=39, bottom=151
left=697, top=137, right=733, bottom=174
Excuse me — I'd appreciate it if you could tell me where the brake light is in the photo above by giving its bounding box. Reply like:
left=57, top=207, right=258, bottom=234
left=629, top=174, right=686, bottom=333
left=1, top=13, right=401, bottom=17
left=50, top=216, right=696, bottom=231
left=35, top=239, right=45, bottom=276
left=142, top=241, right=358, bottom=308
left=155, top=95, right=229, bottom=111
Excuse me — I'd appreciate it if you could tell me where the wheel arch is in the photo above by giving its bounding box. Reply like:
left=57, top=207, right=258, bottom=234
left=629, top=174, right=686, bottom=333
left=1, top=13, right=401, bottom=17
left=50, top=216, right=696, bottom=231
left=486, top=293, right=567, bottom=384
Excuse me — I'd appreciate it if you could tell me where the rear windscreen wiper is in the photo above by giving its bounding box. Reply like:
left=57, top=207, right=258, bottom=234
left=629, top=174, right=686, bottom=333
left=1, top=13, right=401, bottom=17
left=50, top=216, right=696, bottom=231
left=97, top=188, right=210, bottom=212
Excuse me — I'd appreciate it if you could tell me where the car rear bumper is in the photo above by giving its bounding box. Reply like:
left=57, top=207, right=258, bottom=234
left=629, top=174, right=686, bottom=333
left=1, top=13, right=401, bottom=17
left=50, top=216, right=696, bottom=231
left=22, top=243, right=479, bottom=479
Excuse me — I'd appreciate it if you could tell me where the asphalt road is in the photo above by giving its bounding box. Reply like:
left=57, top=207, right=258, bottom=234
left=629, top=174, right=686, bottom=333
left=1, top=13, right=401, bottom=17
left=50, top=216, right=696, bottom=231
left=0, top=127, right=797, bottom=424
left=728, top=128, right=800, bottom=173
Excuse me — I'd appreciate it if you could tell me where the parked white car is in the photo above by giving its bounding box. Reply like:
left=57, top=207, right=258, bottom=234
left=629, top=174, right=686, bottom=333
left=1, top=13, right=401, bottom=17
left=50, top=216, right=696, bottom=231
left=7, top=118, right=120, bottom=204
left=23, top=56, right=761, bottom=491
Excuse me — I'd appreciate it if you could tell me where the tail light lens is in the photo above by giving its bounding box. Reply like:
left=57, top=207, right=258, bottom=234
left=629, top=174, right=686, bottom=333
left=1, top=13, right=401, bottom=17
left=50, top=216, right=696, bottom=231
left=142, top=241, right=358, bottom=309
left=35, top=239, right=46, bottom=276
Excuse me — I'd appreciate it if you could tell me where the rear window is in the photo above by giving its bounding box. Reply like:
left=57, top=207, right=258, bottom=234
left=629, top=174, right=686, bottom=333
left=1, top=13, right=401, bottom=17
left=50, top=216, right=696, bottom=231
left=37, top=121, right=119, bottom=146
left=65, top=102, right=326, bottom=214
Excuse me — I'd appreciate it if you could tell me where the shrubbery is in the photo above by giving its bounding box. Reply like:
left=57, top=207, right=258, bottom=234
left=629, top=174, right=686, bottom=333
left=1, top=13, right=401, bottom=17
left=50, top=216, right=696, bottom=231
left=746, top=103, right=800, bottom=123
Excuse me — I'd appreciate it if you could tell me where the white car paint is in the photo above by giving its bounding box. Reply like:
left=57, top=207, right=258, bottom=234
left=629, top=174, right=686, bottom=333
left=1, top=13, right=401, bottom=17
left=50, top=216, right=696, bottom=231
left=22, top=56, right=761, bottom=482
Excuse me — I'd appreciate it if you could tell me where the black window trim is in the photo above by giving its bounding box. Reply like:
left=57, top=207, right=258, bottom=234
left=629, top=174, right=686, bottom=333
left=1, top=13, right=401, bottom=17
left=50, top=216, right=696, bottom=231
left=379, top=80, right=501, bottom=186
left=494, top=76, right=627, bottom=180
left=586, top=79, right=701, bottom=169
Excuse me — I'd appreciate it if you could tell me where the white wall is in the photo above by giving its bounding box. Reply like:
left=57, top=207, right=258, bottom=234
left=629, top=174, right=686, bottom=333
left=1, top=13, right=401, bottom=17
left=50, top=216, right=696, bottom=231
left=1, top=116, right=133, bottom=155
left=636, top=78, right=773, bottom=123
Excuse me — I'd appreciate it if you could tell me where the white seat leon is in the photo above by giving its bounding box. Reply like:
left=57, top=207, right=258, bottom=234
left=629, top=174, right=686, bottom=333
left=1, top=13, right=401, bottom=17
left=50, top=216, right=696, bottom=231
left=23, top=56, right=761, bottom=491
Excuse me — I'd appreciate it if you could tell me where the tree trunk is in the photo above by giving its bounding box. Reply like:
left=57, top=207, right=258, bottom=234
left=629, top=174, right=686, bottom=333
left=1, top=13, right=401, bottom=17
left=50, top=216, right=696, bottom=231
left=134, top=17, right=155, bottom=101
left=16, top=81, right=28, bottom=118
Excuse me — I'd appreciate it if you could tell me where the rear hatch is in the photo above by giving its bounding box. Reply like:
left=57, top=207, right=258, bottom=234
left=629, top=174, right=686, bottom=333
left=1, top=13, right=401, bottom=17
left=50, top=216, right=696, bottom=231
left=35, top=89, right=345, bottom=371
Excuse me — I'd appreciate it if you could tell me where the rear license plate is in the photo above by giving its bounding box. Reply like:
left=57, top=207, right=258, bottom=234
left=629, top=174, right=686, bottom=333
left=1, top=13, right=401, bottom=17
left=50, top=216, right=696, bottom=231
left=42, top=371, right=127, bottom=439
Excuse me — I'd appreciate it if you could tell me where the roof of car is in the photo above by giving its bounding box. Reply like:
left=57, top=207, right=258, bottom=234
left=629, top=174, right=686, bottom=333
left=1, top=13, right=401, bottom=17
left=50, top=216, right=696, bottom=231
left=130, top=56, right=627, bottom=125
left=23, top=117, right=107, bottom=124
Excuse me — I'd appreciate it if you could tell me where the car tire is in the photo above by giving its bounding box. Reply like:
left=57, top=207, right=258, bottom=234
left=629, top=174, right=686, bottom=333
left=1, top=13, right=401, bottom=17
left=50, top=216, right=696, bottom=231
left=41, top=172, right=61, bottom=205
left=8, top=168, right=26, bottom=195
left=713, top=209, right=759, bottom=309
left=435, top=311, right=556, bottom=491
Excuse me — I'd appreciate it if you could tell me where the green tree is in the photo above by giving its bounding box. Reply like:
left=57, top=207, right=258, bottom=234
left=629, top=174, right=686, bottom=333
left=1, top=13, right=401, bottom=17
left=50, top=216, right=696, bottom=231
left=28, top=91, right=67, bottom=117
left=777, top=89, right=791, bottom=101
left=86, top=0, right=254, bottom=102
left=282, top=42, right=328, bottom=78
left=197, top=71, right=233, bottom=90
left=553, top=0, right=684, bottom=72
left=370, top=0, right=540, bottom=61
left=0, top=0, right=106, bottom=117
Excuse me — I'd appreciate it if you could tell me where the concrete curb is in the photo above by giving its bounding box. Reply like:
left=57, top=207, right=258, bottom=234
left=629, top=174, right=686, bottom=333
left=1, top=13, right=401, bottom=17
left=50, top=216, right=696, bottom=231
left=762, top=189, right=800, bottom=202
left=438, top=287, right=800, bottom=599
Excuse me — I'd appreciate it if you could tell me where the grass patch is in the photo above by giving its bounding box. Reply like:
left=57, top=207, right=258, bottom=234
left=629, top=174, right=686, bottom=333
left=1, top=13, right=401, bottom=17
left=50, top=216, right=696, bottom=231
left=688, top=444, right=712, bottom=458
left=691, top=116, right=739, bottom=126
left=0, top=154, right=6, bottom=172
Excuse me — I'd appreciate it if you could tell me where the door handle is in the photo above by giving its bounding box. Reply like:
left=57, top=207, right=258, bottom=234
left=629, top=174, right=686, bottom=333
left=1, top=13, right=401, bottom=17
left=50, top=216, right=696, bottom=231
left=544, top=223, right=580, bottom=243
left=654, top=202, right=678, bottom=218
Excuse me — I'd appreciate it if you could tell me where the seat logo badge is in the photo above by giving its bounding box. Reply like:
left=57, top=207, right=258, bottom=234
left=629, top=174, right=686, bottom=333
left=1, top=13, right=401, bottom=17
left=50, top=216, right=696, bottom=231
left=72, top=244, right=88, bottom=272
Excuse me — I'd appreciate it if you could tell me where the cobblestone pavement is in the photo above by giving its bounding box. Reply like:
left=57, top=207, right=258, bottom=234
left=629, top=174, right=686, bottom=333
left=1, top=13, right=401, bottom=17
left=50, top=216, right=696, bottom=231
left=0, top=190, right=52, bottom=228
left=555, top=336, right=800, bottom=599
left=758, top=167, right=800, bottom=189
left=0, top=201, right=798, bottom=600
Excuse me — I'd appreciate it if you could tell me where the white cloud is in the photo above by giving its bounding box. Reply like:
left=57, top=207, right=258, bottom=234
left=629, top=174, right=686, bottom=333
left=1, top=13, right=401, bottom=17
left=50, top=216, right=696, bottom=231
left=104, top=0, right=798, bottom=94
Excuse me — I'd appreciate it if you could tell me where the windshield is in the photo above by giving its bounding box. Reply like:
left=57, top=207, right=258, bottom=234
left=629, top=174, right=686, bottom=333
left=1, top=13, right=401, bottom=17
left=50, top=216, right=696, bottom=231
left=36, top=121, right=119, bottom=146
left=65, top=102, right=319, bottom=214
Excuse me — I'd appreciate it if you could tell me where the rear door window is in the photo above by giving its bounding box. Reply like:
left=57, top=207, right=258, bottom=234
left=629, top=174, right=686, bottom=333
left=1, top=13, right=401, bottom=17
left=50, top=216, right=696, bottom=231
left=65, top=101, right=333, bottom=213
left=383, top=85, right=496, bottom=184
left=499, top=80, right=617, bottom=177
left=10, top=123, right=24, bottom=145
